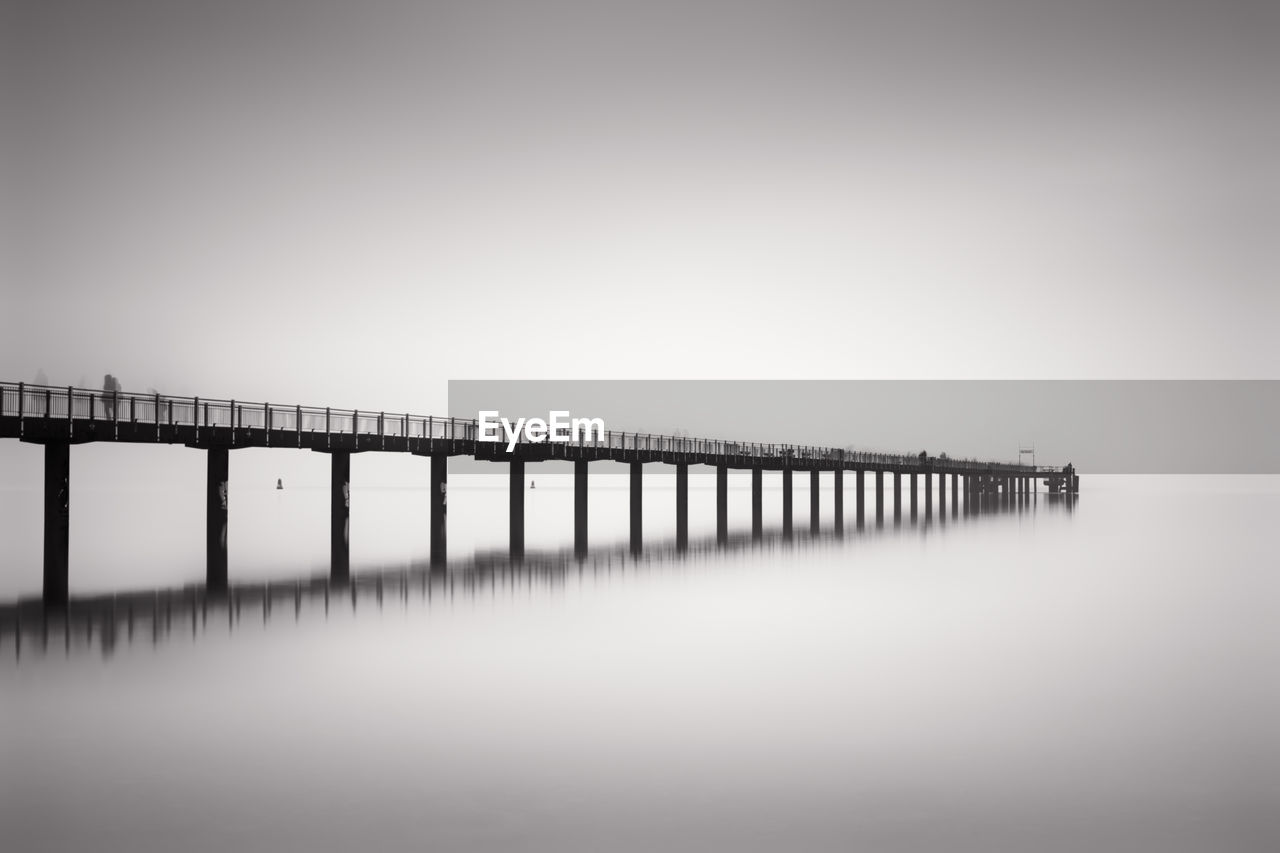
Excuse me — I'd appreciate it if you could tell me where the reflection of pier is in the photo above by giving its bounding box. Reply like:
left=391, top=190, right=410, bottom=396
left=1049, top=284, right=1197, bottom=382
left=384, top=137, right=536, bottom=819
left=0, top=490, right=1073, bottom=661
left=0, top=381, right=1078, bottom=606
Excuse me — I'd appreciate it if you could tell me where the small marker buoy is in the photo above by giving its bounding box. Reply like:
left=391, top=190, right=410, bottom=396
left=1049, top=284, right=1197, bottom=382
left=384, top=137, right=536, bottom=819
left=276, top=478, right=283, bottom=490
left=530, top=480, right=536, bottom=489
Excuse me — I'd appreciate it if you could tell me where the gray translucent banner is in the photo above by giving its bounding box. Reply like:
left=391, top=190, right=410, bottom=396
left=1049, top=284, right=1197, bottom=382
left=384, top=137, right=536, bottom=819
left=448, top=380, right=1280, bottom=474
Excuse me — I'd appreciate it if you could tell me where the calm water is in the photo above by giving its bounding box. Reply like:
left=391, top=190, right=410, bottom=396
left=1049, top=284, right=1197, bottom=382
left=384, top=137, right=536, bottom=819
left=1, top=464, right=1277, bottom=852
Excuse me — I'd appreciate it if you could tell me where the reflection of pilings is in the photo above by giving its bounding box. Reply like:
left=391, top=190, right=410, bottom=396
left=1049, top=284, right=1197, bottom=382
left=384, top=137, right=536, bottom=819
left=431, top=453, right=447, bottom=566
left=751, top=466, right=762, bottom=540
left=330, top=450, right=350, bottom=582
left=717, top=464, right=728, bottom=544
left=630, top=461, right=642, bottom=554
left=810, top=469, right=820, bottom=534
left=0, top=490, right=1063, bottom=662
left=43, top=441, right=70, bottom=608
left=675, top=462, right=688, bottom=551
left=509, top=459, right=524, bottom=559
left=782, top=468, right=793, bottom=538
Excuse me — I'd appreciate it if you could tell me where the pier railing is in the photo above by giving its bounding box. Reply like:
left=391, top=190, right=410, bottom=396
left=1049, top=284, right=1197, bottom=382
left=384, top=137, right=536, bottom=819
left=1, top=381, right=1042, bottom=471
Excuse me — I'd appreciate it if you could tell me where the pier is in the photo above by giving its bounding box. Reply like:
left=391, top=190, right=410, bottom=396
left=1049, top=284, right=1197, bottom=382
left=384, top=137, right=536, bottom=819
left=0, top=381, right=1078, bottom=606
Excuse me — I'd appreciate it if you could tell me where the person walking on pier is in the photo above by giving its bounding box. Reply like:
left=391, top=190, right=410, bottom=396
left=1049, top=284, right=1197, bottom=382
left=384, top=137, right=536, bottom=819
left=102, top=374, right=121, bottom=419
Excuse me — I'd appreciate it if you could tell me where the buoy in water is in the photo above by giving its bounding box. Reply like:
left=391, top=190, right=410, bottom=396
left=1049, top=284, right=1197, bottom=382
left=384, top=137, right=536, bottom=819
left=276, top=478, right=283, bottom=490
left=530, top=480, right=536, bottom=489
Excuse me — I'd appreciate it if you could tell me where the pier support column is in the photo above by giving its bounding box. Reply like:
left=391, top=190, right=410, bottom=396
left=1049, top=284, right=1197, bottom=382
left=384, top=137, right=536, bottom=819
left=951, top=473, right=958, bottom=515
left=910, top=473, right=918, bottom=518
left=574, top=460, right=588, bottom=557
left=676, top=463, right=688, bottom=551
left=782, top=469, right=793, bottom=537
left=331, top=451, right=350, bottom=582
left=834, top=469, right=843, bottom=535
left=43, top=442, right=70, bottom=607
left=893, top=472, right=901, bottom=523
left=509, top=459, right=524, bottom=559
left=810, top=469, right=820, bottom=533
left=630, top=462, right=642, bottom=554
left=207, top=447, right=229, bottom=591
left=875, top=470, right=884, bottom=526
left=856, top=470, right=865, bottom=529
left=751, top=467, right=763, bottom=540
left=938, top=473, right=945, bottom=515
left=716, top=464, right=728, bottom=544
left=925, top=471, right=933, bottom=519
left=431, top=453, right=447, bottom=566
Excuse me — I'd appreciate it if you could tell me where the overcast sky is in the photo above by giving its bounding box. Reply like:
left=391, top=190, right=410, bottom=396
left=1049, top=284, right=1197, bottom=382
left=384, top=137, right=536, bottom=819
left=3, top=0, right=1277, bottom=419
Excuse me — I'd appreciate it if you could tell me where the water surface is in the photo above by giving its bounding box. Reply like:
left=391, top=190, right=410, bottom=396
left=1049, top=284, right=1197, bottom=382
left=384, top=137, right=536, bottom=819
left=2, top=473, right=1277, bottom=852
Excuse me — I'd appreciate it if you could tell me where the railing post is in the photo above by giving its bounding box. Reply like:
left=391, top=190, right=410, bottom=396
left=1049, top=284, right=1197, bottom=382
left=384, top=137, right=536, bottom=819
left=194, top=396, right=200, bottom=444
left=325, top=407, right=331, bottom=450
left=154, top=393, right=161, bottom=441
left=17, top=381, right=23, bottom=437
left=66, top=386, right=72, bottom=438
left=297, top=405, right=302, bottom=447
left=265, top=402, right=270, bottom=447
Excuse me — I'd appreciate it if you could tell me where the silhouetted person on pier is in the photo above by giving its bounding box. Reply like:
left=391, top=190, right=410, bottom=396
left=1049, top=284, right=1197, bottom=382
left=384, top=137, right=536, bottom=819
left=102, top=374, right=121, bottom=419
